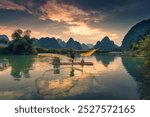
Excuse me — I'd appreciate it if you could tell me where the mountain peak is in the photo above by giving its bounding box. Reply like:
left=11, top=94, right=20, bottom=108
left=68, top=37, right=74, bottom=41
left=35, top=37, right=61, bottom=49
left=0, top=34, right=9, bottom=41
left=66, top=38, right=82, bottom=50
left=101, top=36, right=110, bottom=42
left=94, top=36, right=118, bottom=51
left=121, top=19, right=150, bottom=50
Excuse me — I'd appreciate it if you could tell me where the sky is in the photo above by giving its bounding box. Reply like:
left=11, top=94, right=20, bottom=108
left=0, top=0, right=150, bottom=45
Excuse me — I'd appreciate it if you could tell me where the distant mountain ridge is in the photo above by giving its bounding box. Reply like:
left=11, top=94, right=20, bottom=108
left=30, top=36, right=120, bottom=51
left=94, top=36, right=118, bottom=51
left=34, top=37, right=92, bottom=50
left=3, top=18, right=150, bottom=52
left=65, top=37, right=83, bottom=50
left=81, top=43, right=90, bottom=50
left=0, top=35, right=9, bottom=47
left=0, top=35, right=9, bottom=43
left=35, top=37, right=61, bottom=49
left=87, top=44, right=94, bottom=49
left=57, top=39, right=66, bottom=48
left=121, top=19, right=150, bottom=50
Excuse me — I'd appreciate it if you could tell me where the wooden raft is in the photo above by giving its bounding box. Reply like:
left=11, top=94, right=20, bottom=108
left=51, top=62, right=93, bottom=66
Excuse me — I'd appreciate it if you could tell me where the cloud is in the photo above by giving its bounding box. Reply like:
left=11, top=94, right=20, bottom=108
left=0, top=26, right=15, bottom=38
left=1, top=0, right=148, bottom=45
left=0, top=0, right=107, bottom=42
left=38, top=0, right=119, bottom=44
left=38, top=0, right=107, bottom=27
left=0, top=0, right=32, bottom=13
left=0, top=26, right=55, bottom=40
left=39, top=0, right=88, bottom=23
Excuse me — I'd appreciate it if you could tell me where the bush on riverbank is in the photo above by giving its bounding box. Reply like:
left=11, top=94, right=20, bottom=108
left=131, top=35, right=150, bottom=58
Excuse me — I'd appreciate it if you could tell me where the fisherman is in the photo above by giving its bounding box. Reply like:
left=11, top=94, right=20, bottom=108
left=70, top=52, right=75, bottom=64
left=70, top=53, right=75, bottom=60
left=81, top=58, right=84, bottom=67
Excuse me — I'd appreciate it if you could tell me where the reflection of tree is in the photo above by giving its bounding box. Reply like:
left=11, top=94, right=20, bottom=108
left=70, top=67, right=75, bottom=77
left=94, top=54, right=116, bottom=67
left=7, top=56, right=34, bottom=80
left=52, top=57, right=60, bottom=74
left=130, top=34, right=150, bottom=99
left=122, top=57, right=144, bottom=82
left=122, top=57, right=150, bottom=99
left=142, top=58, right=150, bottom=78
left=140, top=58, right=150, bottom=99
left=0, top=59, right=9, bottom=71
left=52, top=57, right=76, bottom=76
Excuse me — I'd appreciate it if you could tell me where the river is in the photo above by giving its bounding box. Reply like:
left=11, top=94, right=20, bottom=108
left=0, top=54, right=147, bottom=100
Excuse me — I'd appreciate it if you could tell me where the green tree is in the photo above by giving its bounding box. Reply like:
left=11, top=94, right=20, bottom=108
left=8, top=29, right=37, bottom=55
left=131, top=35, right=150, bottom=79
left=138, top=35, right=150, bottom=57
left=131, top=35, right=150, bottom=57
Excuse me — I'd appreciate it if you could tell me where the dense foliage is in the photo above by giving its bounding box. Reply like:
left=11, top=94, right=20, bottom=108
left=130, top=34, right=150, bottom=99
left=131, top=35, right=150, bottom=58
left=8, top=29, right=37, bottom=55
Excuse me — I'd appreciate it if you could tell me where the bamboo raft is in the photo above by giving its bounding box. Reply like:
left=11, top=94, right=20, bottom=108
left=51, top=62, right=93, bottom=66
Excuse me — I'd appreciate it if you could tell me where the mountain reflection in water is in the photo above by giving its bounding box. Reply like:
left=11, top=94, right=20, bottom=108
left=0, top=54, right=148, bottom=100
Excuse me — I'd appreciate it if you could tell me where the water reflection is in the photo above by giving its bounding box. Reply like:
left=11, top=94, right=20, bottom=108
left=9, top=56, right=35, bottom=79
left=0, top=59, right=9, bottom=71
left=94, top=54, right=116, bottom=67
left=35, top=66, right=98, bottom=99
left=122, top=57, right=150, bottom=99
left=70, top=67, right=75, bottom=77
left=139, top=58, right=150, bottom=99
left=52, top=57, right=60, bottom=74
left=0, top=56, right=35, bottom=80
left=0, top=54, right=149, bottom=100
left=122, top=57, right=144, bottom=82
left=51, top=57, right=80, bottom=77
left=142, top=58, right=150, bottom=78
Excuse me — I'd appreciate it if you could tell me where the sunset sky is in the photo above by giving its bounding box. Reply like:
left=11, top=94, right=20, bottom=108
left=0, top=0, right=150, bottom=45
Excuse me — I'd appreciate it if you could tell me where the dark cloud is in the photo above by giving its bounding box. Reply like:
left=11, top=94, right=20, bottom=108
left=62, top=0, right=150, bottom=24
left=11, top=0, right=47, bottom=9
left=72, top=0, right=150, bottom=35
left=0, top=9, right=70, bottom=36
left=1, top=0, right=150, bottom=25
left=62, top=0, right=150, bottom=11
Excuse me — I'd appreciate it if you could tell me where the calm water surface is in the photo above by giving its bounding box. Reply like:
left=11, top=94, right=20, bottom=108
left=0, top=54, right=146, bottom=100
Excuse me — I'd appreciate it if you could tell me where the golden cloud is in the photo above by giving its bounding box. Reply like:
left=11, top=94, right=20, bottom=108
left=0, top=0, right=122, bottom=45
left=0, top=0, right=32, bottom=13
left=0, top=26, right=14, bottom=38
left=0, top=26, right=56, bottom=40
left=39, top=0, right=88, bottom=23
left=38, top=0, right=122, bottom=45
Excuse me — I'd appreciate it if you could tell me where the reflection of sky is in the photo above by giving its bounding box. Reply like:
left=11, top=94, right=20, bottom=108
left=36, top=56, right=139, bottom=100
left=0, top=55, right=140, bottom=100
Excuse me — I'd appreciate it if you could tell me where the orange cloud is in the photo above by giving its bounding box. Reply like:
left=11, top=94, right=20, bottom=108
left=0, top=26, right=14, bottom=38
left=38, top=0, right=122, bottom=45
left=0, top=0, right=123, bottom=45
left=63, top=22, right=122, bottom=45
left=0, top=0, right=32, bottom=13
left=39, top=0, right=88, bottom=23
left=0, top=26, right=56, bottom=40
